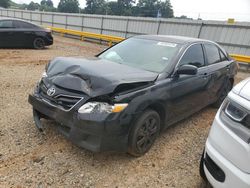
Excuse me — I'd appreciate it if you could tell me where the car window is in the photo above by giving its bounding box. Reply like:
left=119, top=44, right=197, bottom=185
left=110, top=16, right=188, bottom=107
left=219, top=50, right=228, bottom=61
left=13, top=21, right=37, bottom=29
left=179, top=44, right=205, bottom=68
left=0, top=20, right=13, bottom=28
left=204, top=43, right=221, bottom=65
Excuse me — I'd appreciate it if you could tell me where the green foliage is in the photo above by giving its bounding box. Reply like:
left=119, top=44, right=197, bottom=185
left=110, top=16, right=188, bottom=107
left=8, top=0, right=174, bottom=18
left=85, top=0, right=106, bottom=14
left=58, top=0, right=80, bottom=13
left=137, top=0, right=173, bottom=18
left=41, top=0, right=53, bottom=7
left=84, top=0, right=173, bottom=18
left=40, top=0, right=56, bottom=12
left=27, top=1, right=40, bottom=10
left=0, top=0, right=10, bottom=8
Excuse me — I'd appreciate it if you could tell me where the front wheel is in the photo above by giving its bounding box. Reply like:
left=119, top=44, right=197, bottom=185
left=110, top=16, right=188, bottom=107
left=128, top=110, right=160, bottom=157
left=33, top=38, right=45, bottom=49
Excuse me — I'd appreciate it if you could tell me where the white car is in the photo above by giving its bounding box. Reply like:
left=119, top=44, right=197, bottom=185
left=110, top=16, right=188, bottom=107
left=200, top=77, right=250, bottom=188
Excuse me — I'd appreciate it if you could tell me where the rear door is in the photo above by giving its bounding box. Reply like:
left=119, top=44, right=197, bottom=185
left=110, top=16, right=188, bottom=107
left=167, top=43, right=211, bottom=125
left=0, top=20, right=14, bottom=47
left=13, top=21, right=37, bottom=47
left=203, top=43, right=230, bottom=102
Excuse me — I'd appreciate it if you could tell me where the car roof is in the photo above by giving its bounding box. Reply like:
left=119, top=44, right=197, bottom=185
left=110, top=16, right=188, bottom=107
left=0, top=18, right=40, bottom=27
left=0, top=18, right=36, bottom=24
left=134, top=35, right=212, bottom=45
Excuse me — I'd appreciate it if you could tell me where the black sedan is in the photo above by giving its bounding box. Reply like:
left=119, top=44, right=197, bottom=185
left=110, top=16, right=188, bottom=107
left=28, top=35, right=238, bottom=156
left=0, top=18, right=53, bottom=49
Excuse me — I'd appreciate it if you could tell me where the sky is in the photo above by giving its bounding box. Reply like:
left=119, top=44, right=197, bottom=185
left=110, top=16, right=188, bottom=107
left=12, top=0, right=250, bottom=22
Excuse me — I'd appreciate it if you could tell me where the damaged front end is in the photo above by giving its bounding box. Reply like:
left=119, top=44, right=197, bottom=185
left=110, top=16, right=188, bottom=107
left=29, top=57, right=157, bottom=152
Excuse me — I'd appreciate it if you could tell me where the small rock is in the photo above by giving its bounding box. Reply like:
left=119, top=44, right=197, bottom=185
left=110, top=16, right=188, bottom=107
left=25, top=179, right=33, bottom=184
left=32, top=155, right=45, bottom=163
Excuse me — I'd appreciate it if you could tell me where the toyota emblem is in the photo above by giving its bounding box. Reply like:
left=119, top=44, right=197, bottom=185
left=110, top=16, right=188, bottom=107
left=47, top=87, right=56, bottom=96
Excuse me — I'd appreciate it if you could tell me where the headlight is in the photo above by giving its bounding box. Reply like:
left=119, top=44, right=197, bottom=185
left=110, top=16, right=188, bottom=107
left=78, top=102, right=128, bottom=114
left=42, top=71, right=47, bottom=78
left=225, top=101, right=247, bottom=122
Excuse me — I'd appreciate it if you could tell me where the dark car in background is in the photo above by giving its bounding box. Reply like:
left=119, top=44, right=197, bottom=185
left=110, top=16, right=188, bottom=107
left=28, top=35, right=238, bottom=156
left=0, top=18, right=53, bottom=49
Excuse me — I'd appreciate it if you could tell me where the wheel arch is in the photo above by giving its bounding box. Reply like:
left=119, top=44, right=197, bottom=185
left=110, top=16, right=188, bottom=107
left=131, top=100, right=166, bottom=130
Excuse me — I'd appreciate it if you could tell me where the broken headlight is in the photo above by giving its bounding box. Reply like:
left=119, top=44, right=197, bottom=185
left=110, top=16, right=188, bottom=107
left=42, top=71, right=47, bottom=78
left=78, top=102, right=128, bottom=114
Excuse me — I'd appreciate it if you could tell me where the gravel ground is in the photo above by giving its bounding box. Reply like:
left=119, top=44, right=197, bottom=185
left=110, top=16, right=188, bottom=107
left=0, top=35, right=249, bottom=188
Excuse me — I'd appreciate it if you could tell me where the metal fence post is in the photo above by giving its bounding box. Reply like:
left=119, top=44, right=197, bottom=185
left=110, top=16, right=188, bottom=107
left=100, top=16, right=104, bottom=34
left=81, top=15, right=84, bottom=31
left=65, top=14, right=68, bottom=29
left=40, top=12, right=42, bottom=25
left=125, top=18, right=129, bottom=38
left=198, top=22, right=204, bottom=38
left=52, top=13, right=54, bottom=27
left=157, top=19, right=161, bottom=34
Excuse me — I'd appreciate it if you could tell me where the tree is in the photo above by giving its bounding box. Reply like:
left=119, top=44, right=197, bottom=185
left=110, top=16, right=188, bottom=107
left=58, top=0, right=80, bottom=13
left=40, top=0, right=56, bottom=11
left=27, top=1, right=40, bottom=10
left=116, top=0, right=135, bottom=16
left=137, top=0, right=173, bottom=18
left=0, top=0, right=10, bottom=8
left=105, top=1, right=119, bottom=15
left=155, top=0, right=173, bottom=18
left=85, top=0, right=106, bottom=14
left=41, top=0, right=53, bottom=7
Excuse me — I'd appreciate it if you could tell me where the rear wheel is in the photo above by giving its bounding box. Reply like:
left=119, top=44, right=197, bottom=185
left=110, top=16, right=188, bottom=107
left=128, top=110, right=160, bottom=157
left=33, top=38, right=45, bottom=49
left=213, top=79, right=233, bottom=108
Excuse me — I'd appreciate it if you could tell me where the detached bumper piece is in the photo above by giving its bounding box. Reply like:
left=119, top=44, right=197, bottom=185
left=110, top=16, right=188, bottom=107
left=204, top=153, right=226, bottom=182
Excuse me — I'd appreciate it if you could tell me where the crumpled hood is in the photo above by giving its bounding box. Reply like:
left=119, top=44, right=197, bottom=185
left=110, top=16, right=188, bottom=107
left=45, top=57, right=158, bottom=97
left=232, top=77, right=250, bottom=101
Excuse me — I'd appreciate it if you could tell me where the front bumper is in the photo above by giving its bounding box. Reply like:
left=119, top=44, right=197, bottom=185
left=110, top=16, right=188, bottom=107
left=203, top=141, right=250, bottom=188
left=202, top=111, right=250, bottom=188
left=28, top=94, right=132, bottom=152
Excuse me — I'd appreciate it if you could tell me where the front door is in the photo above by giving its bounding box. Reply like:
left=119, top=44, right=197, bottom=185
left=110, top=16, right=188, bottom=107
left=167, top=43, right=211, bottom=125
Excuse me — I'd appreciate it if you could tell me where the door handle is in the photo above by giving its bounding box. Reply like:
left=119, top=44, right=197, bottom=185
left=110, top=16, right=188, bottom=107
left=202, top=73, right=208, bottom=79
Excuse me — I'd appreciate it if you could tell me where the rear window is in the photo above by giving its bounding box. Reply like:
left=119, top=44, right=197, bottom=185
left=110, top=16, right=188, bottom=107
left=0, top=20, right=13, bottom=28
left=219, top=50, right=228, bottom=61
left=14, top=21, right=37, bottom=29
left=204, top=43, right=221, bottom=65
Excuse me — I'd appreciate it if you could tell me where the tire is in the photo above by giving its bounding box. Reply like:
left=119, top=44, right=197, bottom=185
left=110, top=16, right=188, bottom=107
left=128, top=109, right=161, bottom=157
left=212, top=79, right=233, bottom=108
left=33, top=38, right=45, bottom=49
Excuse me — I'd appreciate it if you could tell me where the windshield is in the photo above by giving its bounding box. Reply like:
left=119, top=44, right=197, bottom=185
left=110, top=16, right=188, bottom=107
left=99, top=38, right=180, bottom=73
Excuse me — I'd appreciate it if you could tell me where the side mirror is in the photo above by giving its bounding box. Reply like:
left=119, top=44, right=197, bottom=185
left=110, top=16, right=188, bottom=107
left=176, top=65, right=198, bottom=75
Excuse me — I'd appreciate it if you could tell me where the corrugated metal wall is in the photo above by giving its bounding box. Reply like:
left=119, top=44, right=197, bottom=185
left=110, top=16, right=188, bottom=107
left=1, top=9, right=250, bottom=55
